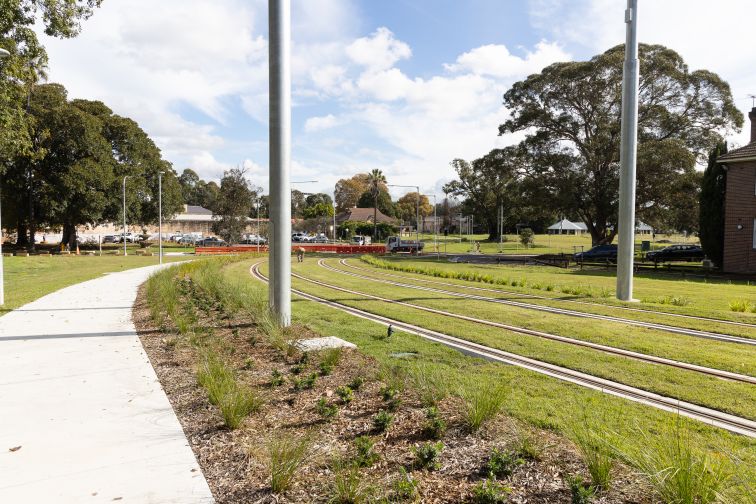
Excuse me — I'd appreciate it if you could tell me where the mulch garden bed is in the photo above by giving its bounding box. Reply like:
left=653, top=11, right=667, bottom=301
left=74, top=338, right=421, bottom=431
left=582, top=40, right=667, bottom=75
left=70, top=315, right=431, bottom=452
left=133, top=275, right=648, bottom=503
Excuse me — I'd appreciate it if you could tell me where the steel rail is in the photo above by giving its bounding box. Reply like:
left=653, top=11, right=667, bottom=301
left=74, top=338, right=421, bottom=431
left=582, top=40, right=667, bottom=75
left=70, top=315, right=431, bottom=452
left=249, top=262, right=756, bottom=438
left=341, top=258, right=756, bottom=332
left=309, top=260, right=754, bottom=384
left=333, top=260, right=756, bottom=346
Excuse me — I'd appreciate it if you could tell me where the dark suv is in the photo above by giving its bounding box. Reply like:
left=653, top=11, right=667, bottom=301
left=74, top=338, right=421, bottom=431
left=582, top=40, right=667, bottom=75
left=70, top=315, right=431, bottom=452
left=574, top=244, right=618, bottom=262
left=646, top=244, right=704, bottom=264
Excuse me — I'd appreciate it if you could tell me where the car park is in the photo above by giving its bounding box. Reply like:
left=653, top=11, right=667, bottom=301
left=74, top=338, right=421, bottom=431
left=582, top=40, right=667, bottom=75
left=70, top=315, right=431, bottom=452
left=198, top=236, right=226, bottom=247
left=646, top=244, right=704, bottom=264
left=574, top=244, right=617, bottom=262
left=311, top=233, right=328, bottom=243
left=242, top=234, right=267, bottom=245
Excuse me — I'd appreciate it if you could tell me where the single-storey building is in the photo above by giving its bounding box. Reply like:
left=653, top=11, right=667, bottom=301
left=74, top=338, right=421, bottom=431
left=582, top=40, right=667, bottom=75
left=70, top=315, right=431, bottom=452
left=717, top=107, right=756, bottom=273
left=547, top=219, right=588, bottom=235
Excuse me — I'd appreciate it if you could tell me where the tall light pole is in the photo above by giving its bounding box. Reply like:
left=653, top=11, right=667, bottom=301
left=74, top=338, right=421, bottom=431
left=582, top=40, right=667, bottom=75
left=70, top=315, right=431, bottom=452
left=269, top=0, right=292, bottom=326
left=122, top=176, right=129, bottom=256
left=389, top=184, right=420, bottom=247
left=158, top=171, right=164, bottom=265
left=430, top=194, right=439, bottom=260
left=0, top=48, right=9, bottom=305
left=616, top=0, right=640, bottom=301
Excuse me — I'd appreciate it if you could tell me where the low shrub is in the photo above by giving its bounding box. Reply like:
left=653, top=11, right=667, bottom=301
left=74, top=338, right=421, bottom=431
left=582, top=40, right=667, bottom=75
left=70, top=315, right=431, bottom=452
left=413, top=442, right=443, bottom=471
left=512, top=431, right=543, bottom=461
left=241, top=357, right=254, bottom=370
left=471, top=477, right=511, bottom=504
left=373, top=410, right=394, bottom=433
left=421, top=406, right=446, bottom=440
left=461, top=384, right=507, bottom=432
left=566, top=475, right=595, bottom=504
left=353, top=436, right=379, bottom=468
left=197, top=351, right=261, bottom=429
left=348, top=376, right=365, bottom=391
left=567, top=419, right=614, bottom=491
left=392, top=467, right=419, bottom=501
left=319, top=348, right=343, bottom=376
left=271, top=369, right=285, bottom=387
left=316, top=397, right=338, bottom=420
left=336, top=385, right=354, bottom=404
left=267, top=432, right=313, bottom=494
left=293, top=372, right=318, bottom=391
left=728, top=299, right=755, bottom=313
left=485, top=448, right=524, bottom=479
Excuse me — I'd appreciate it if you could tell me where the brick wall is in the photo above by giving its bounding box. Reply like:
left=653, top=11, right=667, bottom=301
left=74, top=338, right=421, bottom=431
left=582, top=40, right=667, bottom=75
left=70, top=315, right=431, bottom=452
left=723, top=161, right=756, bottom=273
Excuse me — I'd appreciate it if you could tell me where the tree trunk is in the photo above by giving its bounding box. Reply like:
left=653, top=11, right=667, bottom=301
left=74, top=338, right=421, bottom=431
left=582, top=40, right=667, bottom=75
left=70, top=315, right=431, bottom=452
left=61, top=223, right=77, bottom=251
left=16, top=221, right=28, bottom=246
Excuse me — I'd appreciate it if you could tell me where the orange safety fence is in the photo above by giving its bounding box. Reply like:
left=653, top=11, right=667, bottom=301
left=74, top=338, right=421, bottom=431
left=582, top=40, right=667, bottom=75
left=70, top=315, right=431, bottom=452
left=195, top=244, right=386, bottom=255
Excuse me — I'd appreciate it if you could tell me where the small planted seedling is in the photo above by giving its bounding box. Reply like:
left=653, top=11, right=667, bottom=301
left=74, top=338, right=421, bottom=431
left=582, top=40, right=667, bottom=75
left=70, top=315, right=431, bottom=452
left=392, top=467, right=419, bottom=501
left=413, top=442, right=443, bottom=471
left=485, top=448, right=524, bottom=479
left=353, top=436, right=379, bottom=468
left=315, top=397, right=338, bottom=420
left=336, top=385, right=354, bottom=404
left=471, top=477, right=511, bottom=504
left=348, top=376, right=365, bottom=391
left=293, top=372, right=318, bottom=391
left=373, top=409, right=393, bottom=433
left=421, top=406, right=446, bottom=440
left=566, top=475, right=595, bottom=504
left=270, top=369, right=285, bottom=387
left=241, top=357, right=254, bottom=370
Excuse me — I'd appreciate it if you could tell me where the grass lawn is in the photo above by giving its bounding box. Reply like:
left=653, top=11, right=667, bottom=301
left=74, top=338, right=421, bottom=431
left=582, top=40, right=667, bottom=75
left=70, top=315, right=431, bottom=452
left=221, top=259, right=755, bottom=483
left=0, top=254, right=189, bottom=315
left=316, top=259, right=756, bottom=375
left=414, top=232, right=696, bottom=255
left=286, top=260, right=755, bottom=420
left=365, top=256, right=756, bottom=324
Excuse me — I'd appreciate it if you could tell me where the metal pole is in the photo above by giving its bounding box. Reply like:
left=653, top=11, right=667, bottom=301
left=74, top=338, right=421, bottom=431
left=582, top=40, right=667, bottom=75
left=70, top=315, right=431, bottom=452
left=256, top=198, right=260, bottom=254
left=415, top=186, right=420, bottom=251
left=0, top=49, right=8, bottom=305
left=122, top=176, right=129, bottom=256
left=616, top=0, right=639, bottom=302
left=158, top=171, right=163, bottom=265
left=269, top=0, right=292, bottom=326
left=432, top=195, right=438, bottom=260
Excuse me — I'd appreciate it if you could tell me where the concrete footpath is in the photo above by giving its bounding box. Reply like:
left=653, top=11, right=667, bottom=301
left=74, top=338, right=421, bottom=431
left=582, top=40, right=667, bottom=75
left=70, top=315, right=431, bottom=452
left=0, top=264, right=214, bottom=503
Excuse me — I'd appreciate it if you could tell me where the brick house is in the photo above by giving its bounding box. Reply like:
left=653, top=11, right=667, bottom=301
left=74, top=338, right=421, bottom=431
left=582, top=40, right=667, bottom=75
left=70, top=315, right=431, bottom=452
left=718, top=107, right=756, bottom=273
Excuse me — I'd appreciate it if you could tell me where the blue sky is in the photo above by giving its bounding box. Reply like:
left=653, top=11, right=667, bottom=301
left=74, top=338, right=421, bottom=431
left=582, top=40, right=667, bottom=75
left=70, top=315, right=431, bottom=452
left=39, top=0, right=756, bottom=199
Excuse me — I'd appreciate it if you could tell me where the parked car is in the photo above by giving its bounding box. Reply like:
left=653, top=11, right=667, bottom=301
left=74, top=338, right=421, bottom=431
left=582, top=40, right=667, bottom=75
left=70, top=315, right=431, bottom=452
left=292, top=232, right=308, bottom=242
left=177, top=234, right=201, bottom=245
left=198, top=237, right=226, bottom=247
left=574, top=244, right=617, bottom=262
left=241, top=234, right=267, bottom=245
left=311, top=233, right=328, bottom=243
left=646, top=244, right=704, bottom=264
left=102, top=235, right=117, bottom=244
left=116, top=232, right=140, bottom=243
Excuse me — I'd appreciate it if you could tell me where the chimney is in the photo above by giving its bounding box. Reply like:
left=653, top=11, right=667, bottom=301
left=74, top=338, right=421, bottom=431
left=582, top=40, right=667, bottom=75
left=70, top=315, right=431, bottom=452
left=750, top=107, right=756, bottom=144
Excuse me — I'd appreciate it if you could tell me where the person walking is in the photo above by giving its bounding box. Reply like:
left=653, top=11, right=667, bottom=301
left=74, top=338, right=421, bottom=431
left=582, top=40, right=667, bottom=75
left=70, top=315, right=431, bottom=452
left=296, top=247, right=305, bottom=263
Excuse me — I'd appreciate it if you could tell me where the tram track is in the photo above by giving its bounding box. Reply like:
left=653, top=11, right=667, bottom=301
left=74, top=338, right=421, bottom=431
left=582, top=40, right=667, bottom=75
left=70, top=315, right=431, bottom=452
left=250, top=262, right=756, bottom=438
left=341, top=258, right=756, bottom=333
left=330, top=259, right=755, bottom=346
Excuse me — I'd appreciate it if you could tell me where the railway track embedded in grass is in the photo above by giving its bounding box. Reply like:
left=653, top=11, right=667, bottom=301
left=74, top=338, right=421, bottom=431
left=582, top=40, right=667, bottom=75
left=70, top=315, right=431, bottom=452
left=342, top=259, right=756, bottom=332
left=249, top=262, right=756, bottom=438
left=332, top=259, right=756, bottom=346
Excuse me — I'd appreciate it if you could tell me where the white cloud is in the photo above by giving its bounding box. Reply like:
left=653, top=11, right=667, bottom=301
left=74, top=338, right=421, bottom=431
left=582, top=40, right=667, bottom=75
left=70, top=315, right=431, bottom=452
left=304, top=114, right=341, bottom=132
left=346, top=27, right=412, bottom=71
left=528, top=0, right=756, bottom=146
left=445, top=40, right=570, bottom=78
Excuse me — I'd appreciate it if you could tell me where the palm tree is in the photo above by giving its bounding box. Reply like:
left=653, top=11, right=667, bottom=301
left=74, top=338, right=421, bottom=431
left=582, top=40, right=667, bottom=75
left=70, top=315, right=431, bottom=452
left=366, top=169, right=386, bottom=240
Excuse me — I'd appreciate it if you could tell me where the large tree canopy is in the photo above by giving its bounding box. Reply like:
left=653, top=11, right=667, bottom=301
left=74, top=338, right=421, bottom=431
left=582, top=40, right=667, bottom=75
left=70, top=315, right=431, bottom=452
left=2, top=83, right=182, bottom=248
left=500, top=44, right=742, bottom=245
left=212, top=167, right=252, bottom=244
left=444, top=147, right=531, bottom=240
left=395, top=192, right=432, bottom=225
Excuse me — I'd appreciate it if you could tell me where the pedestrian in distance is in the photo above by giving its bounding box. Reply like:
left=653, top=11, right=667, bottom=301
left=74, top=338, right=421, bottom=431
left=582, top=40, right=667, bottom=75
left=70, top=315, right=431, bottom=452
left=296, top=247, right=305, bottom=263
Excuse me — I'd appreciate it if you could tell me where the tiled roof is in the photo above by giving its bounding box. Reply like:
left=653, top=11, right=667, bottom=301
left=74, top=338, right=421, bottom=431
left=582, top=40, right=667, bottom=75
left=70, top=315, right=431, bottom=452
left=718, top=143, right=756, bottom=162
left=336, top=207, right=396, bottom=223
left=185, top=205, right=213, bottom=215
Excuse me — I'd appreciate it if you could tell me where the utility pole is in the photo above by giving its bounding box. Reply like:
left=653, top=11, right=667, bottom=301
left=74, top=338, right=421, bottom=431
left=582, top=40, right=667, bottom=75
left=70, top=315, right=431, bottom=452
left=616, top=0, right=639, bottom=302
left=268, top=0, right=292, bottom=325
left=0, top=48, right=8, bottom=304
left=122, top=176, right=129, bottom=256
left=158, top=171, right=164, bottom=265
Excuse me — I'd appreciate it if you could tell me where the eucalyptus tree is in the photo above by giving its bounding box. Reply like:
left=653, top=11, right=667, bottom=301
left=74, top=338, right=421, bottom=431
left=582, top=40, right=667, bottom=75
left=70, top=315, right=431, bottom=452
left=500, top=44, right=741, bottom=245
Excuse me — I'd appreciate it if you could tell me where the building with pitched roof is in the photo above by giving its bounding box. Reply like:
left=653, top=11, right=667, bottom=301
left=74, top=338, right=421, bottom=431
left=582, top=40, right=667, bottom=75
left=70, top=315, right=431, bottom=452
left=717, top=107, right=756, bottom=273
left=335, top=207, right=397, bottom=225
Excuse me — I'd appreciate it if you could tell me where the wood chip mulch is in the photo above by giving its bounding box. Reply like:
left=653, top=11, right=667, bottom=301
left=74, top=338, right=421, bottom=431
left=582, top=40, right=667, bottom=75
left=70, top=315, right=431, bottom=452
left=133, top=281, right=649, bottom=503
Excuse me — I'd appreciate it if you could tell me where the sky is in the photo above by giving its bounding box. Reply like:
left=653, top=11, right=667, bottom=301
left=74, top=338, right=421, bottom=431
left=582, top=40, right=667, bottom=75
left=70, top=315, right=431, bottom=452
left=38, top=0, right=756, bottom=199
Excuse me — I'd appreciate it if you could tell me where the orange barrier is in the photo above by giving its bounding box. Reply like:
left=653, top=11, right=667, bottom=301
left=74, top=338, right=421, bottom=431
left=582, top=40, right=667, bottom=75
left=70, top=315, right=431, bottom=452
left=195, top=244, right=385, bottom=255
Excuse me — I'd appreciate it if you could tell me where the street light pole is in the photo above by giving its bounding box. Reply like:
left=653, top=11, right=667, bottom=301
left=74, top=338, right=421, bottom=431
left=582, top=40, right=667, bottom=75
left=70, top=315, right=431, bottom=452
left=269, top=0, right=292, bottom=326
left=430, top=195, right=439, bottom=260
left=158, top=171, right=164, bottom=265
left=616, top=0, right=640, bottom=301
left=0, top=48, right=9, bottom=305
left=122, top=175, right=129, bottom=256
